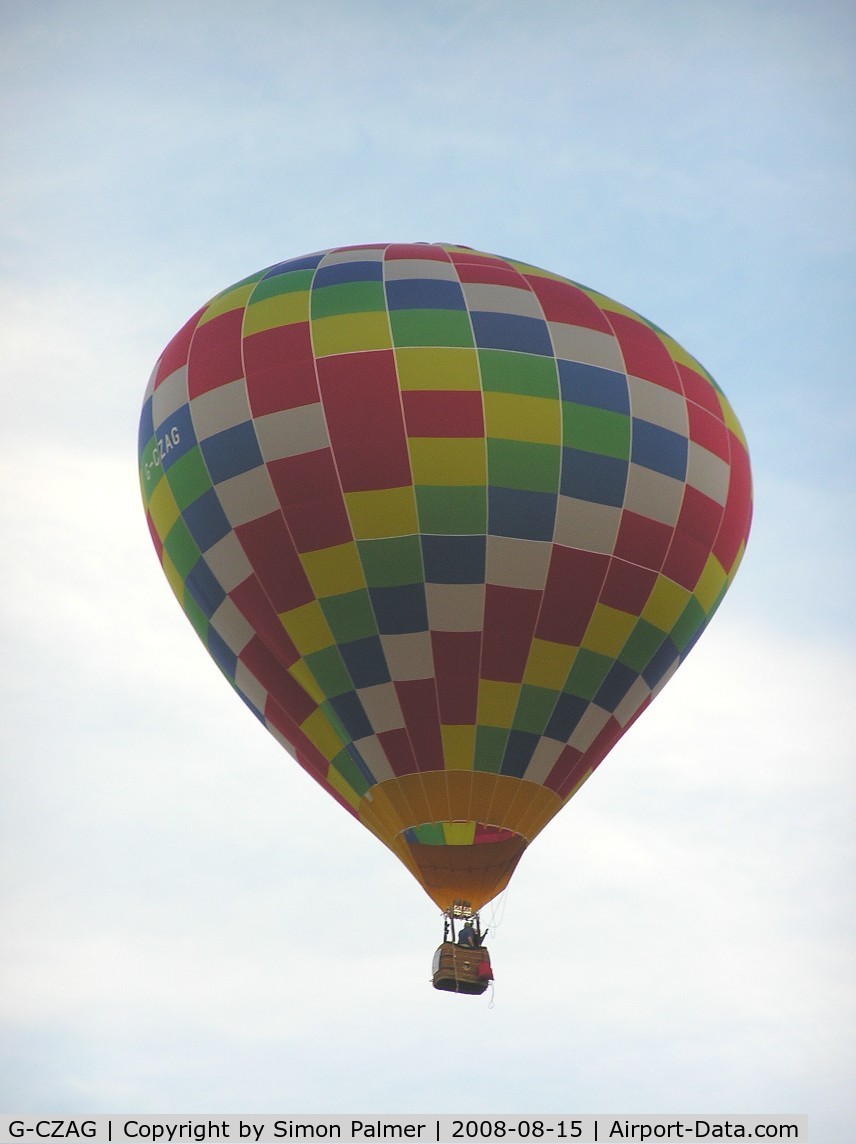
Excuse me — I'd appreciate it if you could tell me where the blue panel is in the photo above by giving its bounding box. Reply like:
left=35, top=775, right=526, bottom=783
left=200, top=421, right=264, bottom=484
left=642, top=637, right=679, bottom=689
left=421, top=535, right=486, bottom=584
left=558, top=360, right=630, bottom=414
left=185, top=557, right=226, bottom=618
left=369, top=584, right=429, bottom=634
left=594, top=661, right=638, bottom=711
left=156, top=402, right=197, bottom=473
left=385, top=278, right=466, bottom=311
left=500, top=729, right=540, bottom=777
left=488, top=487, right=556, bottom=541
left=631, top=418, right=688, bottom=480
left=262, top=254, right=325, bottom=278
left=345, top=741, right=377, bottom=786
left=181, top=487, right=232, bottom=552
left=560, top=448, right=628, bottom=507
left=207, top=627, right=238, bottom=680
left=328, top=692, right=373, bottom=740
left=471, top=311, right=553, bottom=355
left=138, top=395, right=154, bottom=454
left=314, top=260, right=384, bottom=287
left=545, top=692, right=588, bottom=741
left=338, top=636, right=391, bottom=688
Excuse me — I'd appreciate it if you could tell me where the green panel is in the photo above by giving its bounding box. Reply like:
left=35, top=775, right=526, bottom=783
left=512, top=685, right=561, bottom=734
left=357, top=535, right=424, bottom=587
left=165, top=446, right=213, bottom=510
left=474, top=725, right=509, bottom=773
left=389, top=309, right=474, bottom=347
left=249, top=268, right=315, bottom=301
left=330, top=747, right=371, bottom=798
left=310, top=280, right=386, bottom=318
left=319, top=589, right=378, bottom=642
left=412, top=821, right=445, bottom=844
left=478, top=349, right=558, bottom=398
left=562, top=403, right=631, bottom=459
left=618, top=618, right=667, bottom=672
left=163, top=520, right=201, bottom=580
left=184, top=592, right=209, bottom=641
left=304, top=645, right=353, bottom=697
left=671, top=596, right=706, bottom=651
left=564, top=648, right=613, bottom=699
left=415, top=486, right=487, bottom=533
left=487, top=439, right=561, bottom=493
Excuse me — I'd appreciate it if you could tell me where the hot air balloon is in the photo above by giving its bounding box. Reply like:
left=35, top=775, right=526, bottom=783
left=139, top=243, right=752, bottom=994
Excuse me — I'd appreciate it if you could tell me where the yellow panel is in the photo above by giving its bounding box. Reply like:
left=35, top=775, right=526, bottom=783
left=312, top=311, right=392, bottom=356
left=719, top=395, right=749, bottom=450
left=300, top=707, right=346, bottom=761
left=562, top=767, right=593, bottom=804
left=657, top=331, right=714, bottom=381
left=288, top=659, right=325, bottom=705
left=300, top=542, right=366, bottom=598
left=395, top=346, right=482, bottom=391
left=243, top=290, right=310, bottom=334
left=477, top=680, right=520, bottom=727
left=345, top=486, right=418, bottom=538
left=694, top=554, right=728, bottom=614
left=642, top=576, right=692, bottom=632
left=147, top=477, right=180, bottom=540
left=442, top=725, right=476, bottom=770
left=483, top=392, right=560, bottom=444
left=443, top=820, right=476, bottom=845
left=326, top=765, right=362, bottom=811
left=197, top=282, right=259, bottom=325
left=515, top=783, right=565, bottom=840
left=578, top=287, right=641, bottom=321
left=279, top=600, right=335, bottom=656
left=523, top=638, right=578, bottom=689
left=582, top=604, right=637, bottom=657
left=408, top=438, right=486, bottom=486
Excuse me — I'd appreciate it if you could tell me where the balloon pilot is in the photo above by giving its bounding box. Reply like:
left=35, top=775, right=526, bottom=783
left=431, top=902, right=494, bottom=995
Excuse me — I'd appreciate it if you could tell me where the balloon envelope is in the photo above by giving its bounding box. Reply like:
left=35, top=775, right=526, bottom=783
left=139, top=243, right=752, bottom=912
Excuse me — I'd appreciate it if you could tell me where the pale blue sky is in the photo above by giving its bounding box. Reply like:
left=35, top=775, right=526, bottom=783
left=1, top=0, right=854, bottom=1138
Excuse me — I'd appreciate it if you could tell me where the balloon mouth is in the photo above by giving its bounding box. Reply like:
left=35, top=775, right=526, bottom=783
left=398, top=824, right=528, bottom=913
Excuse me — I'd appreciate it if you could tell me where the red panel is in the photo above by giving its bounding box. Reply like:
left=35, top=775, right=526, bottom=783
left=454, top=262, right=528, bottom=287
left=154, top=307, right=205, bottom=388
left=481, top=585, right=543, bottom=682
left=187, top=309, right=245, bottom=397
left=317, top=351, right=412, bottom=492
left=239, top=634, right=314, bottom=723
left=583, top=715, right=623, bottom=769
left=377, top=727, right=419, bottom=777
left=282, top=495, right=354, bottom=553
left=607, top=313, right=683, bottom=393
left=544, top=744, right=586, bottom=797
left=230, top=576, right=301, bottom=659
left=402, top=390, right=484, bottom=437
left=535, top=547, right=609, bottom=646
left=385, top=243, right=451, bottom=262
left=676, top=486, right=724, bottom=548
left=713, top=433, right=753, bottom=572
left=268, top=448, right=341, bottom=508
left=661, top=531, right=710, bottom=592
left=432, top=631, right=481, bottom=723
left=234, top=511, right=313, bottom=612
left=523, top=277, right=613, bottom=333
left=613, top=510, right=674, bottom=571
left=243, top=324, right=319, bottom=414
left=395, top=678, right=445, bottom=770
left=679, top=364, right=723, bottom=418
left=600, top=558, right=658, bottom=616
left=687, top=402, right=730, bottom=460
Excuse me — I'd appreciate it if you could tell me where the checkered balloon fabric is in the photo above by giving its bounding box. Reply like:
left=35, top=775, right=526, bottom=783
left=139, top=243, right=752, bottom=911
